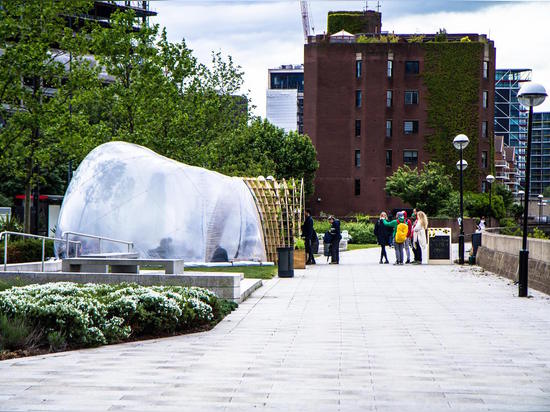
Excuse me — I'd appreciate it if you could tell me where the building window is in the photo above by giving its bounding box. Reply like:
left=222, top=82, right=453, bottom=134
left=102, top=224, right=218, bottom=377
left=356, top=60, right=362, bottom=78
left=355, top=119, right=361, bottom=137
left=354, top=179, right=361, bottom=196
left=483, top=61, right=489, bottom=79
left=482, top=121, right=488, bottom=138
left=404, top=90, right=418, bottom=105
left=387, top=60, right=393, bottom=78
left=405, top=61, right=419, bottom=74
left=356, top=90, right=362, bottom=108
left=403, top=150, right=418, bottom=166
left=386, top=90, right=393, bottom=108
left=481, top=181, right=487, bottom=193
left=482, top=151, right=488, bottom=169
left=386, top=120, right=392, bottom=138
left=404, top=120, right=419, bottom=134
left=386, top=150, right=392, bottom=167
left=355, top=150, right=361, bottom=167
left=483, top=90, right=488, bottom=108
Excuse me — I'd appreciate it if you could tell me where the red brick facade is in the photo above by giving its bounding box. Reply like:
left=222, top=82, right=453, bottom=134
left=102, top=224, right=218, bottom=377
left=304, top=36, right=495, bottom=216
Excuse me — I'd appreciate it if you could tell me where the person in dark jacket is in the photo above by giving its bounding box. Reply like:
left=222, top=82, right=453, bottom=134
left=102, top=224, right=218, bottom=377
left=301, top=209, right=316, bottom=264
left=328, top=215, right=341, bottom=264
left=374, top=211, right=391, bottom=264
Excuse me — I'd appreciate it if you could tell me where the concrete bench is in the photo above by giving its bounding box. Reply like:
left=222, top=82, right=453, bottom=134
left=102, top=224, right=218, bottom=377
left=62, top=258, right=184, bottom=274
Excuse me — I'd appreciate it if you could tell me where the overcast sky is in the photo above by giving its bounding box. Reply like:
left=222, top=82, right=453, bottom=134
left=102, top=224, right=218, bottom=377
left=150, top=0, right=550, bottom=116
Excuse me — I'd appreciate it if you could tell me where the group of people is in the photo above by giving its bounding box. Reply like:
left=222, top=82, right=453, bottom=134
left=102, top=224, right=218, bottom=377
left=302, top=210, right=341, bottom=265
left=374, top=209, right=429, bottom=265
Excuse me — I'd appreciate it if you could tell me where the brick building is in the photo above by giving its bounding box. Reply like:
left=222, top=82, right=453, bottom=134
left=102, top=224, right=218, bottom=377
left=304, top=12, right=495, bottom=216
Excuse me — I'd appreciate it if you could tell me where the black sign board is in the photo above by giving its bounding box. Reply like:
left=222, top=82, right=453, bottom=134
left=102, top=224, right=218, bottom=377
left=429, top=235, right=451, bottom=261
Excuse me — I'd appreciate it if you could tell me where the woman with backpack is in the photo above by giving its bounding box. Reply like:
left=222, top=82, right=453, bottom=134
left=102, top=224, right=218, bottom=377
left=374, top=212, right=391, bottom=264
left=383, top=212, right=408, bottom=265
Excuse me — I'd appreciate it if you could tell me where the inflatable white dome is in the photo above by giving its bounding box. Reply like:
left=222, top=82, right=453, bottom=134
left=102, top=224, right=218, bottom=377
left=55, top=142, right=266, bottom=262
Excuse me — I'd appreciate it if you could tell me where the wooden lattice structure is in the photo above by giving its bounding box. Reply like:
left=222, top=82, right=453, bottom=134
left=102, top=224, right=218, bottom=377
left=243, top=177, right=304, bottom=263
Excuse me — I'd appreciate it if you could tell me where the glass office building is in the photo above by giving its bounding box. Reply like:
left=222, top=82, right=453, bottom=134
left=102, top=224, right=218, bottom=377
left=266, top=65, right=304, bottom=133
left=532, top=112, right=550, bottom=196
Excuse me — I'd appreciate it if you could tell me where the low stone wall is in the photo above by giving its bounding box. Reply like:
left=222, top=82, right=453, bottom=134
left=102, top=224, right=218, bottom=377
left=477, top=232, right=550, bottom=295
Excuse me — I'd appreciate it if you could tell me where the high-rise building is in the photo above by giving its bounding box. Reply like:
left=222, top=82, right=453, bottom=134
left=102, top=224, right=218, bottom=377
left=494, top=69, right=531, bottom=193
left=532, top=112, right=550, bottom=196
left=266, top=65, right=304, bottom=133
left=304, top=11, right=494, bottom=215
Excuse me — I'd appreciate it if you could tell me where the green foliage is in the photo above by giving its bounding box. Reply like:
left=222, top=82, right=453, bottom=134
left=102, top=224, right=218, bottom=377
left=544, top=186, right=550, bottom=198
left=385, top=162, right=453, bottom=216
left=439, top=191, right=505, bottom=219
left=407, top=35, right=425, bottom=43
left=0, top=283, right=236, bottom=349
left=0, top=215, right=23, bottom=233
left=493, top=184, right=514, bottom=210
left=434, top=28, right=448, bottom=42
left=327, top=12, right=367, bottom=34
left=460, top=36, right=472, bottom=43
left=313, top=220, right=331, bottom=236
left=191, top=266, right=277, bottom=279
left=531, top=227, right=549, bottom=240
left=0, top=193, right=12, bottom=207
left=356, top=35, right=377, bottom=43
left=47, top=331, right=67, bottom=352
left=0, top=314, right=41, bottom=351
left=2, top=238, right=55, bottom=264
left=422, top=42, right=484, bottom=192
left=345, top=222, right=376, bottom=244
left=294, top=237, right=305, bottom=250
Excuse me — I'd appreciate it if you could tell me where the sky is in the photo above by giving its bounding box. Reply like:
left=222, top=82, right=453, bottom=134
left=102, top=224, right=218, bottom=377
left=150, top=0, right=550, bottom=117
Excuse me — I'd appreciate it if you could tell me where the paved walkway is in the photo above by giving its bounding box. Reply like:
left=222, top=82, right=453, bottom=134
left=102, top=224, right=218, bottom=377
left=1, top=248, right=550, bottom=411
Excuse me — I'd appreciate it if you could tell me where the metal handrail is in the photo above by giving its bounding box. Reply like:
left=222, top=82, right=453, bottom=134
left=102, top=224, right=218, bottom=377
left=63, top=231, right=134, bottom=255
left=1, top=231, right=81, bottom=272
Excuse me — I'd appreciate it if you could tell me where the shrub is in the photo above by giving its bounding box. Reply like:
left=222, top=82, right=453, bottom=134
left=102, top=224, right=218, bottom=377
left=0, top=283, right=236, bottom=349
left=0, top=314, right=41, bottom=351
left=2, top=238, right=55, bottom=264
left=344, top=222, right=376, bottom=244
left=531, top=227, right=549, bottom=240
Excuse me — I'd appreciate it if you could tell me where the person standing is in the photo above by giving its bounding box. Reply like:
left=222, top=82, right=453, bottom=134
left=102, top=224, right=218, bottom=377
left=374, top=212, right=390, bottom=264
left=383, top=212, right=407, bottom=265
left=302, top=209, right=316, bottom=265
left=403, top=211, right=413, bottom=264
left=412, top=210, right=428, bottom=264
left=328, top=215, right=341, bottom=264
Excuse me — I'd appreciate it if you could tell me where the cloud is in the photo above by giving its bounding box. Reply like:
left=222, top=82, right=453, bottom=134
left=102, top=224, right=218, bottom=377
left=152, top=1, right=550, bottom=116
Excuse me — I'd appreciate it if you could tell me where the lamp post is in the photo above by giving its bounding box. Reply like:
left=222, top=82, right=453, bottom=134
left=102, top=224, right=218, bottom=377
left=538, top=194, right=544, bottom=223
left=486, top=174, right=495, bottom=226
left=454, top=133, right=469, bottom=265
left=518, top=189, right=525, bottom=226
left=517, top=82, right=547, bottom=297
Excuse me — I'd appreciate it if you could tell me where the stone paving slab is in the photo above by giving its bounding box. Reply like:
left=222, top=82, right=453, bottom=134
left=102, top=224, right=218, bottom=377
left=1, top=247, right=550, bottom=411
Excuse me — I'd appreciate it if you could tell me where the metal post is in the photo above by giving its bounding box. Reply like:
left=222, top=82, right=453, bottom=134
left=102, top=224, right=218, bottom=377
left=3, top=234, right=7, bottom=271
left=488, top=182, right=492, bottom=227
left=519, top=105, right=534, bottom=297
left=41, top=238, right=45, bottom=272
left=98, top=238, right=102, bottom=254
left=539, top=198, right=543, bottom=223
left=459, top=147, right=465, bottom=265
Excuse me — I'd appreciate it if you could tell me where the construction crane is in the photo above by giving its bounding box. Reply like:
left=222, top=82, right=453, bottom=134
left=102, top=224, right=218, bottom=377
left=299, top=0, right=312, bottom=43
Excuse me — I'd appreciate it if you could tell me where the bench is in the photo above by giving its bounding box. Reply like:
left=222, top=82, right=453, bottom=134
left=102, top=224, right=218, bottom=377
left=62, top=258, right=184, bottom=274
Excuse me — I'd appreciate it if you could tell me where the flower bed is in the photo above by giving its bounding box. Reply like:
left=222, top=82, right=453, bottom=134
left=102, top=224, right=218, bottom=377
left=0, top=283, right=237, bottom=356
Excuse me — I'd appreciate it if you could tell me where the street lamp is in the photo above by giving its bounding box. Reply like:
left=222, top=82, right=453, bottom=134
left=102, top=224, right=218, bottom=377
left=454, top=133, right=469, bottom=265
left=538, top=194, right=544, bottom=223
left=486, top=174, right=495, bottom=226
left=517, top=82, right=547, bottom=297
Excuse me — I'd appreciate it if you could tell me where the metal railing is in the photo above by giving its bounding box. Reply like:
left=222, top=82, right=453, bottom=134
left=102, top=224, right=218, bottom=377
left=63, top=231, right=134, bottom=256
left=1, top=231, right=81, bottom=272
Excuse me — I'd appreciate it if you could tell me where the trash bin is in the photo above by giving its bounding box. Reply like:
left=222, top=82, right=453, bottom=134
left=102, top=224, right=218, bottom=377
left=277, top=247, right=294, bottom=278
left=472, top=233, right=482, bottom=257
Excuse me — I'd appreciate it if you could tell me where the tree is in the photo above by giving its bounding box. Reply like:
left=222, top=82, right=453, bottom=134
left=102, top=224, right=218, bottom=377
left=439, top=191, right=505, bottom=220
left=0, top=0, right=95, bottom=232
left=385, top=162, right=453, bottom=215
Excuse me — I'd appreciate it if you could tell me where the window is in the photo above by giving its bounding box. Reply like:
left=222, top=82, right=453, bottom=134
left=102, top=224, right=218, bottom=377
left=356, top=90, right=362, bottom=108
left=387, top=60, right=393, bottom=78
left=483, top=61, right=489, bottom=79
left=356, top=60, right=362, bottom=78
left=481, top=181, right=487, bottom=193
left=386, top=150, right=392, bottom=167
left=482, top=151, right=488, bottom=168
left=386, top=120, right=392, bottom=138
left=405, top=90, right=418, bottom=105
left=404, top=120, right=419, bottom=134
left=355, top=150, right=361, bottom=167
left=403, top=150, right=418, bottom=166
left=386, top=90, right=393, bottom=108
left=354, top=179, right=361, bottom=196
left=355, top=119, right=361, bottom=137
left=405, top=61, right=419, bottom=74
left=483, top=90, right=488, bottom=108
left=482, top=121, right=488, bottom=138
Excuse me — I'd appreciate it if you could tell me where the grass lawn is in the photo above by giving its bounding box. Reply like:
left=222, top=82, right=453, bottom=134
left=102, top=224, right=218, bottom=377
left=0, top=277, right=29, bottom=292
left=190, top=265, right=277, bottom=279
left=346, top=244, right=379, bottom=251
